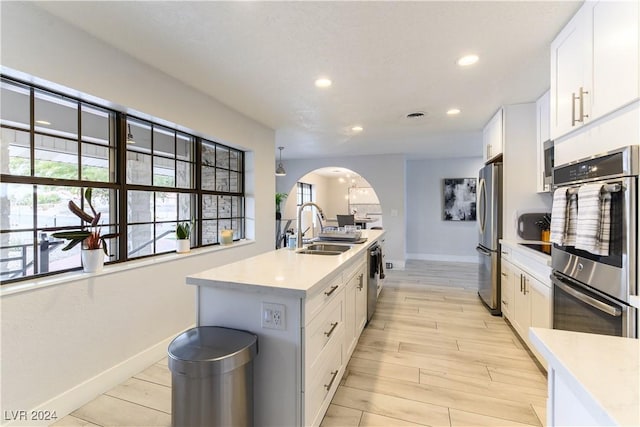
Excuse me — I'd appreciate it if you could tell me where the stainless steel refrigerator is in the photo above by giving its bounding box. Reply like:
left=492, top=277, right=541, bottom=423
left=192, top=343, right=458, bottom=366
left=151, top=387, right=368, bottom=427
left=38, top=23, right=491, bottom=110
left=476, top=162, right=502, bottom=315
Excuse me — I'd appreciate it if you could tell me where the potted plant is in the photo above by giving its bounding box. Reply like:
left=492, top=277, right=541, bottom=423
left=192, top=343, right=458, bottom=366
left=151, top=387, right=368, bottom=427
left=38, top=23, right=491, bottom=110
left=52, top=188, right=118, bottom=273
left=176, top=221, right=192, bottom=253
left=276, top=192, right=288, bottom=220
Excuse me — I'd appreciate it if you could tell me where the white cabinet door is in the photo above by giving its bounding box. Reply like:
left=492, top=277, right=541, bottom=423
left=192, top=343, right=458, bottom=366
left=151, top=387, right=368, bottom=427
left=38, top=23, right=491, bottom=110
left=536, top=90, right=551, bottom=193
left=512, top=267, right=532, bottom=340
left=550, top=6, right=588, bottom=140
left=589, top=0, right=639, bottom=120
left=483, top=108, right=504, bottom=162
left=354, top=268, right=367, bottom=336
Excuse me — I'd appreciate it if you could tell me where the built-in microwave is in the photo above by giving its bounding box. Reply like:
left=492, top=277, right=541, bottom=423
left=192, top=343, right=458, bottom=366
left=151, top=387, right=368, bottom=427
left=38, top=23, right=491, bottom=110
left=543, top=140, right=554, bottom=191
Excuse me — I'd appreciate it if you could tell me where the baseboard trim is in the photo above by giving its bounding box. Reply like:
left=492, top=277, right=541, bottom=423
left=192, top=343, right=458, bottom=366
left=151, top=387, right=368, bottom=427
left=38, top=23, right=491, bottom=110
left=3, top=325, right=194, bottom=427
left=406, top=253, right=478, bottom=264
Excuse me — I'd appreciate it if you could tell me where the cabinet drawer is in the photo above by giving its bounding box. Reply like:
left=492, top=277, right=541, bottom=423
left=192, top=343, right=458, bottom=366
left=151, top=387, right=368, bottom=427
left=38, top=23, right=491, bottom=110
left=343, top=257, right=365, bottom=283
left=305, top=273, right=343, bottom=324
left=305, top=292, right=344, bottom=372
left=304, top=339, right=343, bottom=427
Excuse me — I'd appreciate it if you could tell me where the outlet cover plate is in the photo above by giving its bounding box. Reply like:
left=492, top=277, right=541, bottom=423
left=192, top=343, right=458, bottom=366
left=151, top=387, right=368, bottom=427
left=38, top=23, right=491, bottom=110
left=262, top=302, right=286, bottom=330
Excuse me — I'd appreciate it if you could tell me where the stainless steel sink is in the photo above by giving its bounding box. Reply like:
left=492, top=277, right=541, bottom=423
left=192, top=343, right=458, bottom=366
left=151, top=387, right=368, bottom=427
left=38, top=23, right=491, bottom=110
left=297, top=244, right=351, bottom=255
left=305, top=244, right=350, bottom=252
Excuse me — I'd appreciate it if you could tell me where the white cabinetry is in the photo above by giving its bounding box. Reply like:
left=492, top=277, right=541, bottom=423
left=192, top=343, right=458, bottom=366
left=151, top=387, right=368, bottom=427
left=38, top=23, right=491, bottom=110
left=344, top=260, right=367, bottom=359
left=550, top=0, right=639, bottom=141
left=500, top=243, right=552, bottom=366
left=536, top=90, right=551, bottom=193
left=482, top=108, right=504, bottom=163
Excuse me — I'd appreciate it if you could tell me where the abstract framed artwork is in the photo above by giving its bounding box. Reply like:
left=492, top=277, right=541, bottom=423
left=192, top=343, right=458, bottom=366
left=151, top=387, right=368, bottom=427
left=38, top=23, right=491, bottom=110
left=443, top=178, right=477, bottom=221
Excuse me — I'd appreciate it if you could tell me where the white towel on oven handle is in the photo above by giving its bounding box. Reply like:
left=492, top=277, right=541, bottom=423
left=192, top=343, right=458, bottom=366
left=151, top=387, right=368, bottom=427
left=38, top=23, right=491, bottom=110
left=550, top=188, right=578, bottom=246
left=575, top=184, right=610, bottom=256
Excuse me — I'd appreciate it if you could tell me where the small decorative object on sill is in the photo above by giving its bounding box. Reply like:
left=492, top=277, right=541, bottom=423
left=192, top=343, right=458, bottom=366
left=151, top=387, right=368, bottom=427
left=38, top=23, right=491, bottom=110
left=52, top=188, right=118, bottom=273
left=221, top=229, right=234, bottom=245
left=176, top=221, right=192, bottom=253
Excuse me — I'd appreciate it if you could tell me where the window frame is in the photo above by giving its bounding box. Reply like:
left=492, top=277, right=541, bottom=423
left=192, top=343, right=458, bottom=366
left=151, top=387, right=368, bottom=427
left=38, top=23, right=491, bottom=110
left=0, top=75, right=246, bottom=284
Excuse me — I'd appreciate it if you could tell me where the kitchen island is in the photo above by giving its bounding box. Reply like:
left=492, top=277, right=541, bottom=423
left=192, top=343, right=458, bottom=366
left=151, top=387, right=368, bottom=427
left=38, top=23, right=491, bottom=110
left=187, top=229, right=385, bottom=427
left=530, top=328, right=639, bottom=426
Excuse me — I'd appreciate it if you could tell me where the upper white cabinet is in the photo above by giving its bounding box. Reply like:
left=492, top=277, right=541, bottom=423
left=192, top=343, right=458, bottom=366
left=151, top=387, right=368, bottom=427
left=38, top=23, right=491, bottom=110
left=536, top=91, right=551, bottom=193
left=550, top=0, right=639, bottom=140
left=482, top=108, right=504, bottom=163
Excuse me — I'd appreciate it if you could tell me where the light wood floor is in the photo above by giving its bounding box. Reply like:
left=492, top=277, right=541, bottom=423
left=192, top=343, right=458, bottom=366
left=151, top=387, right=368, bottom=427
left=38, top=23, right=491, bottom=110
left=51, top=260, right=547, bottom=427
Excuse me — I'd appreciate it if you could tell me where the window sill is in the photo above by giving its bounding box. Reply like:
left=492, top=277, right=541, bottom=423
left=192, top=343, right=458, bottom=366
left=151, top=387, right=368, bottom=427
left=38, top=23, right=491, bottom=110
left=0, top=239, right=255, bottom=298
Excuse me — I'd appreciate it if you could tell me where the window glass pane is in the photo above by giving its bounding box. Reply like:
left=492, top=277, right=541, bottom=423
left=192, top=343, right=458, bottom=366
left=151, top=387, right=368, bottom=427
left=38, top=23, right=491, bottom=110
left=34, top=135, right=78, bottom=179
left=176, top=133, right=193, bottom=162
left=127, top=190, right=153, bottom=224
left=176, top=161, right=192, bottom=189
left=128, top=223, right=153, bottom=257
left=202, top=195, right=217, bottom=219
left=153, top=126, right=174, bottom=157
left=127, top=119, right=151, bottom=152
left=1, top=128, right=31, bottom=176
left=229, top=150, right=240, bottom=171
left=231, top=219, right=241, bottom=239
left=155, top=192, right=177, bottom=222
left=202, top=220, right=217, bottom=245
left=36, top=185, right=81, bottom=229
left=178, top=193, right=192, bottom=222
left=1, top=80, right=30, bottom=130
left=216, top=146, right=229, bottom=168
left=81, top=105, right=111, bottom=145
left=202, top=166, right=215, bottom=191
left=155, top=222, right=175, bottom=253
left=127, top=151, right=152, bottom=185
left=202, top=142, right=215, bottom=166
left=153, top=156, right=175, bottom=187
left=229, top=171, right=241, bottom=193
left=81, top=143, right=112, bottom=182
left=216, top=169, right=229, bottom=192
left=34, top=90, right=77, bottom=138
left=1, top=182, right=34, bottom=231
left=231, top=196, right=242, bottom=217
left=218, top=196, right=231, bottom=218
left=0, top=231, right=37, bottom=282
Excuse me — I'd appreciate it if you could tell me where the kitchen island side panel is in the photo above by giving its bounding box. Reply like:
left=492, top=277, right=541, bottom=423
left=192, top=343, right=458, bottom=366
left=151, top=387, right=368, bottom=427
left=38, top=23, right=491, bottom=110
left=197, top=286, right=303, bottom=427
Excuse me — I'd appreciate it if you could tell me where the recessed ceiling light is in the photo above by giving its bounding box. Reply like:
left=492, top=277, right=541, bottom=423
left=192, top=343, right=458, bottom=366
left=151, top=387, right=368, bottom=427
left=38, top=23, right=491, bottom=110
left=35, top=120, right=51, bottom=125
left=447, top=108, right=461, bottom=115
left=315, top=78, right=332, bottom=88
left=351, top=125, right=363, bottom=132
left=457, top=54, right=479, bottom=66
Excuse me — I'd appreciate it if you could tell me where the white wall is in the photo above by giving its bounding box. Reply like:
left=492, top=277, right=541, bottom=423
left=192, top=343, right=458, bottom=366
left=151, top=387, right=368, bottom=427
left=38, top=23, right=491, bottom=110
left=0, top=3, right=275, bottom=423
left=503, top=103, right=552, bottom=240
left=277, top=155, right=406, bottom=268
left=406, top=157, right=485, bottom=262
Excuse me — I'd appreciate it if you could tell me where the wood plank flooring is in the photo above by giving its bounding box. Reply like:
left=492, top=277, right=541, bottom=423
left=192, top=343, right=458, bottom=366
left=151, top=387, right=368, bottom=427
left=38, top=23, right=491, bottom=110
left=51, top=260, right=547, bottom=427
left=321, top=260, right=547, bottom=427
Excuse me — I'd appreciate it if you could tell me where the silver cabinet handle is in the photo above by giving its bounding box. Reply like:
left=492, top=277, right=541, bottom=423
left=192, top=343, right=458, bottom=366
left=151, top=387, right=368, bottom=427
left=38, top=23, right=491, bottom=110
left=476, top=245, right=491, bottom=256
left=324, top=370, right=339, bottom=390
left=501, top=272, right=508, bottom=277
left=571, top=91, right=578, bottom=126
left=551, top=274, right=622, bottom=317
left=324, top=322, right=339, bottom=337
left=324, top=285, right=339, bottom=296
left=520, top=274, right=523, bottom=292
left=523, top=276, right=528, bottom=295
left=357, top=273, right=364, bottom=290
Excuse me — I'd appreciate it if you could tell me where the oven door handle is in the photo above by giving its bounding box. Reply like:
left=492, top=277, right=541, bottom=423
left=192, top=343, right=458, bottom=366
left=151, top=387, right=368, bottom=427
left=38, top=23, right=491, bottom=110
left=551, top=274, right=622, bottom=317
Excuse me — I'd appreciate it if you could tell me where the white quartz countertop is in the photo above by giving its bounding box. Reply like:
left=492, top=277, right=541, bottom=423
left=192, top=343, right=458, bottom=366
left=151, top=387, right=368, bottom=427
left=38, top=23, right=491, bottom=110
left=187, top=229, right=384, bottom=298
left=530, top=328, right=640, bottom=426
left=500, top=239, right=552, bottom=266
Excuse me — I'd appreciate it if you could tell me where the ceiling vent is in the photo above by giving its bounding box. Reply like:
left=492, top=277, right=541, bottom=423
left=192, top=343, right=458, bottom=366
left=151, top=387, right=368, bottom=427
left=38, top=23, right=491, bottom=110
left=406, top=111, right=427, bottom=119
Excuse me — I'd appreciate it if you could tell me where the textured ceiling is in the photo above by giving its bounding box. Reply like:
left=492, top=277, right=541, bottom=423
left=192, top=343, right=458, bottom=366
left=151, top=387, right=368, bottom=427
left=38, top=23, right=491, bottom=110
left=34, top=1, right=581, bottom=160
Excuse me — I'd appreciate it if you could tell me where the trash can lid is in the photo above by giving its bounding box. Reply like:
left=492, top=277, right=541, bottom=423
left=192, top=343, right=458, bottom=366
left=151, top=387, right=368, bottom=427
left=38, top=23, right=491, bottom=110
left=168, top=326, right=258, bottom=376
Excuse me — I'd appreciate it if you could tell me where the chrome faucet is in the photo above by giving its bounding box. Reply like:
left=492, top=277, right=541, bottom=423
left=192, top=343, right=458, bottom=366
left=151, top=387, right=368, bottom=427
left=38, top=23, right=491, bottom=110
left=297, top=202, right=325, bottom=248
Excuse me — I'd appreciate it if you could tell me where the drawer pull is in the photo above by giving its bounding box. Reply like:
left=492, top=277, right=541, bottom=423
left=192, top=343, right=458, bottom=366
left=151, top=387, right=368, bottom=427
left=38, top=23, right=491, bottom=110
left=324, top=370, right=339, bottom=390
left=501, top=272, right=507, bottom=277
left=357, top=274, right=364, bottom=290
left=324, top=322, right=339, bottom=337
left=324, top=285, right=339, bottom=296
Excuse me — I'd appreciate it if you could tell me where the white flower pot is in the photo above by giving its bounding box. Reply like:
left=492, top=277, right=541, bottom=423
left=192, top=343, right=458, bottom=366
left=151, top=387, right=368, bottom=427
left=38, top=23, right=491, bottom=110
left=82, top=249, right=104, bottom=273
left=176, top=239, right=191, bottom=253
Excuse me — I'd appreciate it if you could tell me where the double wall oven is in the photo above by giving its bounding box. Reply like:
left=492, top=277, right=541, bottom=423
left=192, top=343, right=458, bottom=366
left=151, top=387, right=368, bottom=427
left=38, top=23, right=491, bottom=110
left=551, top=146, right=637, bottom=338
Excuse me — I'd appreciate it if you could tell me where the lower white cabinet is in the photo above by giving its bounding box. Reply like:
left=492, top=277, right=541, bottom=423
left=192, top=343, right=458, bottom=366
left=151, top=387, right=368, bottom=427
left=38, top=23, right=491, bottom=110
left=501, top=257, right=551, bottom=365
left=344, top=263, right=367, bottom=359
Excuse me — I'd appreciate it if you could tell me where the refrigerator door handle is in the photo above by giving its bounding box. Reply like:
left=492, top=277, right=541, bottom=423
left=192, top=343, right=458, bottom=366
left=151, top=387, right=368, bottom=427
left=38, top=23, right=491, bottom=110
left=478, top=178, right=487, bottom=234
left=476, top=245, right=491, bottom=256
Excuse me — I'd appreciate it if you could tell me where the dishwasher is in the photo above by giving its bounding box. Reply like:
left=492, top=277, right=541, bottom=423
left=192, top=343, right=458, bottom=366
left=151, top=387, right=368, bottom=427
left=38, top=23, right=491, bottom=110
left=367, top=243, right=384, bottom=322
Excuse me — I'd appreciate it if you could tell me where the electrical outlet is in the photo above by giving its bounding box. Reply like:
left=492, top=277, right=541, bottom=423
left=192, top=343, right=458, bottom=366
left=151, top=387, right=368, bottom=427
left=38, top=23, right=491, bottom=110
left=262, top=302, right=285, bottom=330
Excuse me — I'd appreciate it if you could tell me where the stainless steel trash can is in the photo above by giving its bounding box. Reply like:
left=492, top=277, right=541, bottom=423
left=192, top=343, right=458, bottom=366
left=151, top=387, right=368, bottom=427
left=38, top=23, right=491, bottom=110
left=168, top=326, right=258, bottom=427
